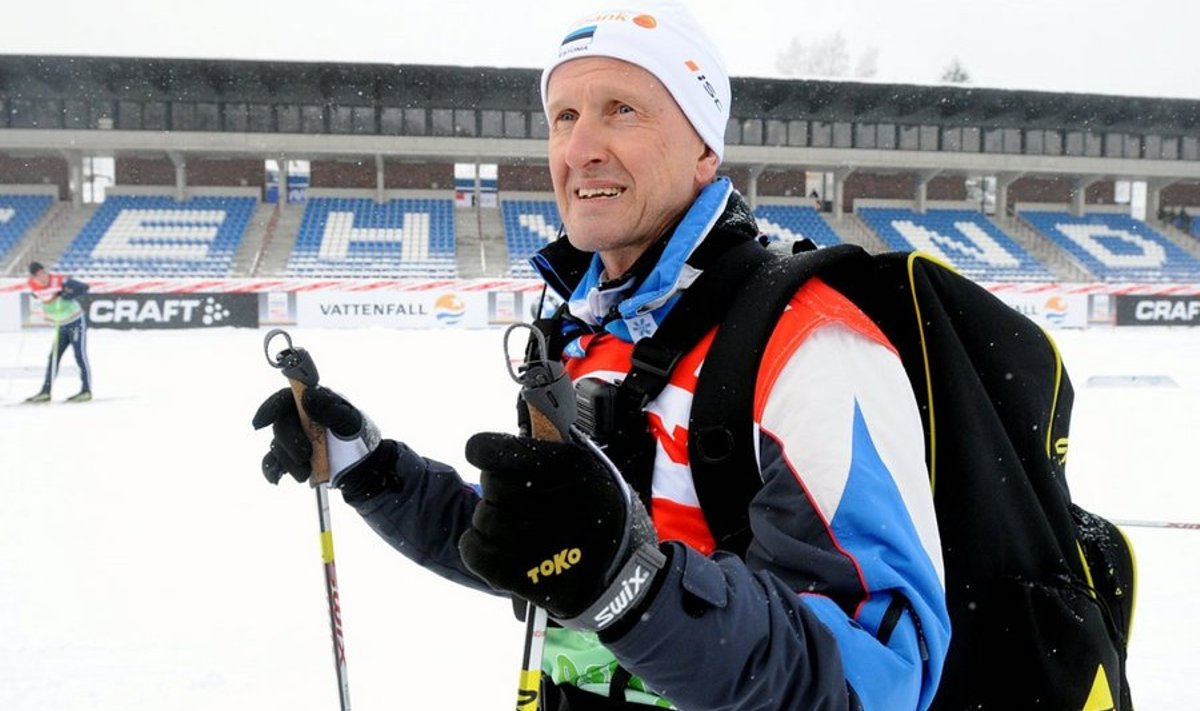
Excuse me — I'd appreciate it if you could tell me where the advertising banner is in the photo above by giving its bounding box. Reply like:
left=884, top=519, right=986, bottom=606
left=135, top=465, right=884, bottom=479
left=80, top=293, right=259, bottom=330
left=0, top=293, right=17, bottom=332
left=487, top=289, right=554, bottom=324
left=992, top=292, right=1088, bottom=329
left=296, top=290, right=488, bottom=328
left=1115, top=295, right=1200, bottom=326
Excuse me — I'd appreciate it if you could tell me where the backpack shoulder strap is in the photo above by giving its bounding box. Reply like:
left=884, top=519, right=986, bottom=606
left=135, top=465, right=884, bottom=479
left=689, top=243, right=873, bottom=556
left=620, top=238, right=775, bottom=407
left=536, top=238, right=776, bottom=512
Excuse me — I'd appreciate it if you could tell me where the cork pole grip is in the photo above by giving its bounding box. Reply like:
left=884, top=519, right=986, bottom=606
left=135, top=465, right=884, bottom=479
left=287, top=378, right=331, bottom=486
left=527, top=405, right=564, bottom=443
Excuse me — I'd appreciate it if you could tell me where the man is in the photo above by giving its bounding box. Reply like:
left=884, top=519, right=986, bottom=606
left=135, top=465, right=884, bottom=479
left=254, top=4, right=950, bottom=709
left=26, top=261, right=92, bottom=403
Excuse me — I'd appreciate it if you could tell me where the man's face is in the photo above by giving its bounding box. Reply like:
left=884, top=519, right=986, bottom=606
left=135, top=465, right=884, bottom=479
left=32, top=269, right=49, bottom=287
left=545, top=57, right=719, bottom=277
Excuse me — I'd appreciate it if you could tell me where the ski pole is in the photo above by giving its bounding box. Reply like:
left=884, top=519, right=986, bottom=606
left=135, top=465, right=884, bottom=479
left=1113, top=518, right=1200, bottom=531
left=264, top=328, right=352, bottom=711
left=48, top=322, right=60, bottom=393
left=502, top=323, right=579, bottom=711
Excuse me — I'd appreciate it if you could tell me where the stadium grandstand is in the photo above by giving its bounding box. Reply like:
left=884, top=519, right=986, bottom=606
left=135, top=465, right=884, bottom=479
left=0, top=55, right=1198, bottom=285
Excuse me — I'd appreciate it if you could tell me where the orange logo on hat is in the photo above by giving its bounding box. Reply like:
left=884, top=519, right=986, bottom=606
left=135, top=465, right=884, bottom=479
left=633, top=14, right=657, bottom=28
left=684, top=59, right=723, bottom=112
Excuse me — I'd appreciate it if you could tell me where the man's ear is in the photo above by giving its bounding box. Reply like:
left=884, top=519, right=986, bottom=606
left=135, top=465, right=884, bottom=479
left=695, top=146, right=720, bottom=185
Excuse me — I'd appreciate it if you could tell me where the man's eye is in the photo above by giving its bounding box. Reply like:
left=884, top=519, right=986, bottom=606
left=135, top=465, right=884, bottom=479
left=617, top=104, right=635, bottom=114
left=556, top=111, right=577, bottom=122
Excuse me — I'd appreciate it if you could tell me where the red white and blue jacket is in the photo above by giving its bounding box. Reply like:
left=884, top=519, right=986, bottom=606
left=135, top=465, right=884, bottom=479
left=351, top=178, right=950, bottom=710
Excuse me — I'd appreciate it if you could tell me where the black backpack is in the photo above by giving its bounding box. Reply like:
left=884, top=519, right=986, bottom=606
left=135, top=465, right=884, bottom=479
left=542, top=240, right=1135, bottom=709
left=686, top=243, right=1135, bottom=710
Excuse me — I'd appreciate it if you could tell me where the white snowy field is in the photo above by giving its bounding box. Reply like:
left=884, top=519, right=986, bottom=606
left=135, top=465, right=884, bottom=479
left=0, top=324, right=1197, bottom=710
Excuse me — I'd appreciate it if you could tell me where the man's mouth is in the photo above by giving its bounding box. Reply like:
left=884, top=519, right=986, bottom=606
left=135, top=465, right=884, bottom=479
left=576, top=187, right=625, bottom=200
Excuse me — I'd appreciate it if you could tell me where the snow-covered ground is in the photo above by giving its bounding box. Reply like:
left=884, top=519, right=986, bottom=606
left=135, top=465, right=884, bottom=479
left=1, top=325, right=1197, bottom=709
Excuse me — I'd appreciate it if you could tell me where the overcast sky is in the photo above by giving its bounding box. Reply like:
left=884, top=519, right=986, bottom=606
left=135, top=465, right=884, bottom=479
left=5, top=0, right=1198, bottom=100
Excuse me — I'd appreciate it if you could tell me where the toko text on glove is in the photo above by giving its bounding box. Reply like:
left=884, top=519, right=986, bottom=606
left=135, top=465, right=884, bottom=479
left=458, top=432, right=666, bottom=632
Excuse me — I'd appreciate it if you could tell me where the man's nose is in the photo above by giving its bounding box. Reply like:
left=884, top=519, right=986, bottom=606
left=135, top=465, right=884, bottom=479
left=562, top=114, right=609, bottom=169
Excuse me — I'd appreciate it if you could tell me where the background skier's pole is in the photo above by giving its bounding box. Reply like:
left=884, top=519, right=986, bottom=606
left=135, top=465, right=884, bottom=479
left=48, top=323, right=60, bottom=392
left=264, top=329, right=352, bottom=711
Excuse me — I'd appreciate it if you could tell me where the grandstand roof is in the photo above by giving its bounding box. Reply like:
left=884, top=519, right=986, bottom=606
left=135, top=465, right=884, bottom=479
left=0, top=56, right=1197, bottom=183
left=1, top=55, right=1196, bottom=136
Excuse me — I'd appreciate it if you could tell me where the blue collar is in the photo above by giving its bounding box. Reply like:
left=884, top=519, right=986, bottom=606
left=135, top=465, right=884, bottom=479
left=557, top=177, right=734, bottom=343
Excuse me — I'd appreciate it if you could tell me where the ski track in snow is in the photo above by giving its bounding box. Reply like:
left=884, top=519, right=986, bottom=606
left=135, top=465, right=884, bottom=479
left=1, top=325, right=1197, bottom=709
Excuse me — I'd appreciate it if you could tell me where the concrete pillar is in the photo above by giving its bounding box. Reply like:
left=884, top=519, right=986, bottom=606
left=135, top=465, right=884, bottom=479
left=167, top=151, right=186, bottom=201
left=832, top=167, right=856, bottom=218
left=375, top=154, right=386, bottom=203
left=914, top=170, right=941, bottom=214
left=62, top=150, right=83, bottom=207
left=746, top=164, right=766, bottom=211
left=278, top=157, right=289, bottom=208
left=1146, top=178, right=1175, bottom=221
left=1071, top=176, right=1100, bottom=216
left=994, top=172, right=1023, bottom=217
left=474, top=162, right=482, bottom=209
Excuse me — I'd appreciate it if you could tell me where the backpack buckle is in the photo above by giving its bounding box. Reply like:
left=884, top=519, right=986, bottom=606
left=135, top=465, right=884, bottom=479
left=629, top=341, right=682, bottom=380
left=623, top=341, right=683, bottom=408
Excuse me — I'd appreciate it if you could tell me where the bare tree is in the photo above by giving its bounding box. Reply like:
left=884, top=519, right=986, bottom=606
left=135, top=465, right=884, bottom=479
left=941, top=58, right=971, bottom=83
left=854, top=47, right=879, bottom=79
left=776, top=32, right=878, bottom=79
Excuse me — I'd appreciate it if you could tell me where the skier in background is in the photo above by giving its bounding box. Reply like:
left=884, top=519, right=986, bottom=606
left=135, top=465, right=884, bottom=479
left=25, top=261, right=92, bottom=403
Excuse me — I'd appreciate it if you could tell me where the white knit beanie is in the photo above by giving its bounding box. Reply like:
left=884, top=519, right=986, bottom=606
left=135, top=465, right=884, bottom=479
left=540, top=2, right=732, bottom=163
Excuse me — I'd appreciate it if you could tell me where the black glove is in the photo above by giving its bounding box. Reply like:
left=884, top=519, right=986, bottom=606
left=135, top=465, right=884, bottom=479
left=251, top=386, right=393, bottom=499
left=458, top=432, right=665, bottom=632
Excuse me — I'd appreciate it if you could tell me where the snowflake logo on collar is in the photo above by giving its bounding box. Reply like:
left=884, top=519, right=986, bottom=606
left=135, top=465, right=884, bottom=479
left=627, top=313, right=658, bottom=340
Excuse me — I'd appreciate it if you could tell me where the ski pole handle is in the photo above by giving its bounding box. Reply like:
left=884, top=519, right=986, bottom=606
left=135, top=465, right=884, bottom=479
left=527, top=402, right=565, bottom=443
left=263, top=328, right=352, bottom=711
left=502, top=324, right=579, bottom=711
left=264, top=328, right=331, bottom=486
left=287, top=379, right=331, bottom=486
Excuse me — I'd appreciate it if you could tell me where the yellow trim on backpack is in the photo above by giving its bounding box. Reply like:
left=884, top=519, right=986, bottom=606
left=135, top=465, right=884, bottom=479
left=906, top=252, right=941, bottom=493
left=1082, top=664, right=1116, bottom=711
left=1075, top=541, right=1098, bottom=600
left=1042, top=329, right=1067, bottom=461
left=1116, top=523, right=1139, bottom=642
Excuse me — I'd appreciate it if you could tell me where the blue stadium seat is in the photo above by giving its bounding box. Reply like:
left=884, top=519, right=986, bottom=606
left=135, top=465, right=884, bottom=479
left=285, top=197, right=457, bottom=278
left=0, top=194, right=54, bottom=264
left=56, top=195, right=255, bottom=278
left=1020, top=211, right=1200, bottom=283
left=753, top=205, right=843, bottom=247
left=858, top=207, right=1054, bottom=282
left=501, top=199, right=561, bottom=277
